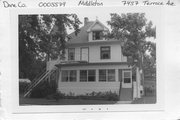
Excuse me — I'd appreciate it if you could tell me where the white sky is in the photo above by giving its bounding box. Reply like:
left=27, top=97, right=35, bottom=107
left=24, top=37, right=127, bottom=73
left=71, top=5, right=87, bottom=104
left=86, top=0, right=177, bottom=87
left=67, top=7, right=159, bottom=35
left=67, top=7, right=159, bottom=43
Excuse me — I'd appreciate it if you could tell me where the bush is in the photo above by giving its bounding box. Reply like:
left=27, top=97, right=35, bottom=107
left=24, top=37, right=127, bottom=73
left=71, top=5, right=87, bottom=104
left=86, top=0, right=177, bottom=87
left=50, top=91, right=119, bottom=101
left=30, top=80, right=57, bottom=98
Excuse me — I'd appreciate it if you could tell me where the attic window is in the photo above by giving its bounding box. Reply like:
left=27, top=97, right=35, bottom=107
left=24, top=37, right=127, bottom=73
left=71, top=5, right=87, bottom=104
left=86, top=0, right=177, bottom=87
left=93, top=31, right=103, bottom=40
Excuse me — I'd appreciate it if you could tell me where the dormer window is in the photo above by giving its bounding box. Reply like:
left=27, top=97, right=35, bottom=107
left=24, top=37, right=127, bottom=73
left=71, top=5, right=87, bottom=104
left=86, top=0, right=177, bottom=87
left=93, top=31, right=103, bottom=40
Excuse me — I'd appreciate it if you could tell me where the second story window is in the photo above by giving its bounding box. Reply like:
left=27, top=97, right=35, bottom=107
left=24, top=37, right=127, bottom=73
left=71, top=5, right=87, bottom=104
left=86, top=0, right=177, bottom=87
left=100, top=46, right=110, bottom=59
left=93, top=31, right=103, bottom=40
left=68, top=48, right=75, bottom=60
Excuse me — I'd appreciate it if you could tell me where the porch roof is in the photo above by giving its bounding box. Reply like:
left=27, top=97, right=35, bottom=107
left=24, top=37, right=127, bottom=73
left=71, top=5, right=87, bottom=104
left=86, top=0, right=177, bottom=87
left=55, top=62, right=130, bottom=67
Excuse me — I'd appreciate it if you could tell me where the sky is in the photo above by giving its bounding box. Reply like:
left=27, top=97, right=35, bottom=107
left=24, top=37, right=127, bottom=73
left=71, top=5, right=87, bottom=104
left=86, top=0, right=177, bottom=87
left=67, top=7, right=159, bottom=42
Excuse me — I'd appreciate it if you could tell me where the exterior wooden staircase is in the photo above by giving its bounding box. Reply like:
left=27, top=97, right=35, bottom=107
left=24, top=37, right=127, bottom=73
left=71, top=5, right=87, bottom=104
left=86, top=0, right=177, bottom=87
left=23, top=67, right=57, bottom=97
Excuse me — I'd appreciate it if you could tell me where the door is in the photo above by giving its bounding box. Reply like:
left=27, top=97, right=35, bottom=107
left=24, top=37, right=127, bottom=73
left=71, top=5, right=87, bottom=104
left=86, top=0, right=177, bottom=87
left=122, top=70, right=132, bottom=88
left=81, top=47, right=89, bottom=62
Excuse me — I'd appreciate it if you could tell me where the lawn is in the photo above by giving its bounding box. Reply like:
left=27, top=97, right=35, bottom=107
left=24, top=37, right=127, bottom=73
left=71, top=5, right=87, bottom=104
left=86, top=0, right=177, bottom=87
left=19, top=97, right=117, bottom=105
left=19, top=95, right=156, bottom=105
left=132, top=96, right=156, bottom=104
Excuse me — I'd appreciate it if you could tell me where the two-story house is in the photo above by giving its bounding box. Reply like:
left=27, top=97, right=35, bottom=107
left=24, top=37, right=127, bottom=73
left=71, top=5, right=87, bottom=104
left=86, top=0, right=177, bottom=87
left=47, top=17, right=143, bottom=102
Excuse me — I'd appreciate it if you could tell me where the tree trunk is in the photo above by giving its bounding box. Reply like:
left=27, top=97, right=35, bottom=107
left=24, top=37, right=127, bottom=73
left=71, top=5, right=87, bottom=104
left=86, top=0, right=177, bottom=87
left=139, top=51, right=145, bottom=96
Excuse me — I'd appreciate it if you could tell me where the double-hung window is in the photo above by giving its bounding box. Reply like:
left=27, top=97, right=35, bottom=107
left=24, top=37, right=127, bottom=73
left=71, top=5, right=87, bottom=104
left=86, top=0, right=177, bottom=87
left=61, top=70, right=77, bottom=82
left=100, top=46, right=110, bottom=59
left=99, top=69, right=115, bottom=82
left=68, top=48, right=75, bottom=61
left=80, top=70, right=96, bottom=82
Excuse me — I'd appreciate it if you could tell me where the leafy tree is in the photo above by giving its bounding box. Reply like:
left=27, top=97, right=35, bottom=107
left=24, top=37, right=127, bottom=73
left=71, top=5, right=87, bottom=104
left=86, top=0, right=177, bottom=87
left=108, top=13, right=156, bottom=93
left=143, top=42, right=156, bottom=79
left=19, top=14, right=81, bottom=79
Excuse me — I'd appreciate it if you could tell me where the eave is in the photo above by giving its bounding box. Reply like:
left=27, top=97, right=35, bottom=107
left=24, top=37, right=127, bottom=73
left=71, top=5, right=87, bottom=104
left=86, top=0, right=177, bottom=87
left=55, top=62, right=130, bottom=68
left=66, top=39, right=122, bottom=47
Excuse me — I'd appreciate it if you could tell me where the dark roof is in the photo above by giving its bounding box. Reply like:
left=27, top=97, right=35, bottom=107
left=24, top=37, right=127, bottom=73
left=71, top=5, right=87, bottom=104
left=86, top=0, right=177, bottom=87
left=55, top=62, right=129, bottom=67
left=67, top=21, right=94, bottom=44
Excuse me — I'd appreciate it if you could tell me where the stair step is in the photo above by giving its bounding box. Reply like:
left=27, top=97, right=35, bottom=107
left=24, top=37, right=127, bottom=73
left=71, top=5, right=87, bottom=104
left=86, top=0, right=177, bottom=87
left=120, top=88, right=132, bottom=101
left=23, top=67, right=57, bottom=97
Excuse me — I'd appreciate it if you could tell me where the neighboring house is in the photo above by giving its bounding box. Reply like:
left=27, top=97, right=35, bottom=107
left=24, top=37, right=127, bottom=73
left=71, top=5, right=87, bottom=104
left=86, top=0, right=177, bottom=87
left=44, top=17, right=143, bottom=101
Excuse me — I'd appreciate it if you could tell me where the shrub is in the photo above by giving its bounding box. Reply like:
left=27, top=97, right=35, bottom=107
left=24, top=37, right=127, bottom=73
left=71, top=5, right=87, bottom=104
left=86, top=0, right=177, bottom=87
left=53, top=92, right=66, bottom=101
left=30, top=80, right=57, bottom=98
left=50, top=91, right=119, bottom=101
left=105, top=91, right=119, bottom=101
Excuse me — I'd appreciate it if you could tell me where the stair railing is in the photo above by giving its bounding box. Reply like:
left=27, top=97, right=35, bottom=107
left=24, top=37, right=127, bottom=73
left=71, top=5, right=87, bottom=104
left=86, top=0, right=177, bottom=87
left=23, top=67, right=57, bottom=97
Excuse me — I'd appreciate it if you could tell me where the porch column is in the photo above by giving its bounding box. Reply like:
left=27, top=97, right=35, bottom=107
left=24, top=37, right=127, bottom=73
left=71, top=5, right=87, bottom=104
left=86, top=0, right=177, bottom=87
left=115, top=69, right=118, bottom=82
left=136, top=67, right=141, bottom=98
left=77, top=70, right=80, bottom=82
left=96, top=69, right=99, bottom=82
left=57, top=68, right=61, bottom=92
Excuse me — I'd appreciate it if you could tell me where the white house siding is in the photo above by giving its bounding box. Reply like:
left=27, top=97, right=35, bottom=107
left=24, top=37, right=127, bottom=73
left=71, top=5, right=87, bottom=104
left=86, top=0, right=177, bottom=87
left=57, top=64, right=131, bottom=95
left=64, top=43, right=127, bottom=63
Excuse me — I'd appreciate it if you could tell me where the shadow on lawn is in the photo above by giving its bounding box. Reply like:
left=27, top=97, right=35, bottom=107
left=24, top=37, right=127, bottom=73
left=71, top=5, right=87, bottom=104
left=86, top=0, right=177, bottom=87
left=19, top=97, right=117, bottom=105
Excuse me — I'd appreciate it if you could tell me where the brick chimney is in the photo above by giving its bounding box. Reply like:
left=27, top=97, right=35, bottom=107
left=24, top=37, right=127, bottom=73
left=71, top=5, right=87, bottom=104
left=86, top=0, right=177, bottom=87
left=84, top=17, right=89, bottom=26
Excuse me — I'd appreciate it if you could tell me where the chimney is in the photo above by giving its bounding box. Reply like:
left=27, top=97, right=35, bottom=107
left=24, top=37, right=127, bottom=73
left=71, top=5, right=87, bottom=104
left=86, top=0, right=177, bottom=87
left=84, top=17, right=89, bottom=26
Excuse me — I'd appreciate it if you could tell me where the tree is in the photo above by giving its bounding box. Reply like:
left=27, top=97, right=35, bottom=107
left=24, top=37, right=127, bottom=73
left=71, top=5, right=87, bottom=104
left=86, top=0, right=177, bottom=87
left=19, top=14, right=81, bottom=79
left=143, top=42, right=156, bottom=79
left=108, top=13, right=156, bottom=95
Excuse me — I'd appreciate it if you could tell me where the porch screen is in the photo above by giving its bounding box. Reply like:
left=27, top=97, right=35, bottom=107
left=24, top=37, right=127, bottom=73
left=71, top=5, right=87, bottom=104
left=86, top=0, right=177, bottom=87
left=61, top=70, right=77, bottom=82
left=80, top=70, right=87, bottom=82
left=99, top=69, right=115, bottom=82
left=61, top=70, right=68, bottom=82
left=80, top=70, right=96, bottom=82
left=99, top=69, right=106, bottom=81
left=108, top=69, right=115, bottom=81
left=88, top=70, right=95, bottom=82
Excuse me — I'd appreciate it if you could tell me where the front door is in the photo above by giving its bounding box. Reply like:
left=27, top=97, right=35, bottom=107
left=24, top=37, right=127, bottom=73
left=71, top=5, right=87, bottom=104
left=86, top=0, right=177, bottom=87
left=122, top=70, right=132, bottom=88
left=81, top=47, right=89, bottom=62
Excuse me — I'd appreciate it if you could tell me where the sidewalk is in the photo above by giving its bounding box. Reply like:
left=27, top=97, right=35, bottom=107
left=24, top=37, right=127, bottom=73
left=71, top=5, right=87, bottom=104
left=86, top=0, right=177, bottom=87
left=132, top=96, right=156, bottom=104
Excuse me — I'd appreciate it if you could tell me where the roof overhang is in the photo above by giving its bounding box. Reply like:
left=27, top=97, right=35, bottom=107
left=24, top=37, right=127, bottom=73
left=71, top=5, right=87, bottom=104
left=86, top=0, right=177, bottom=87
left=55, top=62, right=130, bottom=68
left=66, top=39, right=122, bottom=47
left=87, top=19, right=109, bottom=32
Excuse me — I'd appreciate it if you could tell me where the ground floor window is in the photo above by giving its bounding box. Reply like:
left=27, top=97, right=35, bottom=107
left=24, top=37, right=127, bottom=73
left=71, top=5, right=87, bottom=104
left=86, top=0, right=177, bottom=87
left=99, top=69, right=115, bottom=82
left=80, top=70, right=96, bottom=82
left=123, top=71, right=131, bottom=83
left=61, top=70, right=77, bottom=82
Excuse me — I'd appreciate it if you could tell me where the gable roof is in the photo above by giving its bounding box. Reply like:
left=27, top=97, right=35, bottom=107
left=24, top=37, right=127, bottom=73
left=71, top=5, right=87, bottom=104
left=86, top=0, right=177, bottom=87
left=67, top=21, right=93, bottom=44
left=87, top=19, right=109, bottom=32
left=67, top=19, right=115, bottom=44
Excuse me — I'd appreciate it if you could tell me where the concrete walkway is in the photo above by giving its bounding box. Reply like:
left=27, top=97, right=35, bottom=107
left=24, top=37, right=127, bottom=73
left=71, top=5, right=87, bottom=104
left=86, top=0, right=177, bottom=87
left=132, top=96, right=156, bottom=104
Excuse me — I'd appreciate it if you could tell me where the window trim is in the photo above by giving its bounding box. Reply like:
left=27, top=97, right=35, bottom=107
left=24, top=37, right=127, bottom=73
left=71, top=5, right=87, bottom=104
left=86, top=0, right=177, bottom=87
left=100, top=46, right=111, bottom=59
left=61, top=70, right=77, bottom=82
left=99, top=69, right=115, bottom=82
left=68, top=48, right=75, bottom=61
left=80, top=47, right=89, bottom=62
left=92, top=31, right=103, bottom=40
left=80, top=70, right=96, bottom=82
